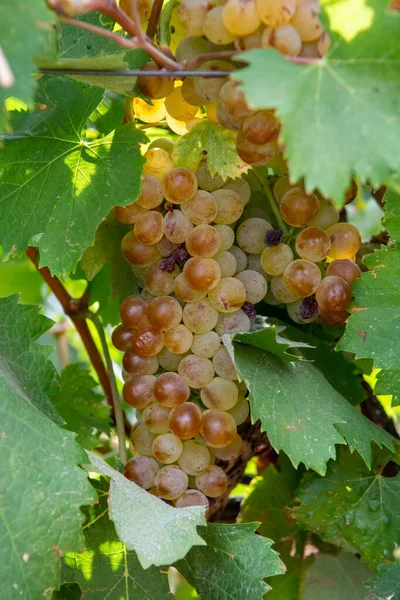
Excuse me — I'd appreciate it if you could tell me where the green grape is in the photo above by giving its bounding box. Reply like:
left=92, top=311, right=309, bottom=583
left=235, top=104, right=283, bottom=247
left=158, top=347, right=187, bottom=371
left=123, top=351, right=159, bottom=375
left=111, top=324, right=134, bottom=351
left=214, top=251, right=237, bottom=277
left=208, top=277, right=247, bottom=313
left=183, top=257, right=222, bottom=291
left=214, top=433, right=243, bottom=460
left=273, top=175, right=298, bottom=203
left=152, top=433, right=183, bottom=464
left=203, top=6, right=236, bottom=44
left=124, top=456, right=160, bottom=489
left=193, top=61, right=234, bottom=103
left=181, top=190, right=218, bottom=224
left=215, top=309, right=251, bottom=336
left=222, top=178, right=251, bottom=206
left=162, top=167, right=198, bottom=204
left=175, top=489, right=209, bottom=508
left=236, top=217, right=272, bottom=254
left=155, top=465, right=189, bottom=500
left=271, top=23, right=301, bottom=56
left=123, top=375, right=156, bottom=409
left=178, top=440, right=211, bottom=475
left=175, top=36, right=211, bottom=63
left=185, top=224, right=221, bottom=257
left=143, top=148, right=174, bottom=182
left=236, top=269, right=268, bottom=303
left=143, top=402, right=171, bottom=434
left=183, top=299, right=219, bottom=334
left=144, top=261, right=180, bottom=297
left=154, top=372, right=191, bottom=407
left=169, top=402, right=203, bottom=439
left=325, top=259, right=361, bottom=285
left=222, top=0, right=261, bottom=36
left=114, top=202, right=147, bottom=225
left=164, top=209, right=194, bottom=244
left=229, top=245, right=248, bottom=274
left=270, top=275, right=300, bottom=303
left=280, top=187, right=319, bottom=227
left=191, top=331, right=221, bottom=358
left=137, top=61, right=175, bottom=99
left=147, top=137, right=176, bottom=154
left=242, top=110, right=279, bottom=144
left=178, top=354, right=215, bottom=388
left=291, top=2, right=323, bottom=41
left=326, top=223, right=361, bottom=260
left=134, top=210, right=164, bottom=246
left=255, top=0, right=296, bottom=26
left=163, top=324, right=194, bottom=354
left=196, top=160, right=225, bottom=190
left=174, top=273, right=208, bottom=303
left=295, top=227, right=331, bottom=262
left=247, top=254, right=270, bottom=280
left=147, top=296, right=183, bottom=331
left=132, top=326, right=164, bottom=357
left=212, top=189, right=244, bottom=225
left=227, top=395, right=249, bottom=425
left=214, top=225, right=235, bottom=251
left=315, top=275, right=352, bottom=313
left=178, top=0, right=209, bottom=36
left=212, top=346, right=237, bottom=380
left=283, top=259, right=322, bottom=298
left=121, top=231, right=161, bottom=267
left=201, top=376, right=239, bottom=410
left=200, top=410, right=237, bottom=447
left=130, top=422, right=157, bottom=456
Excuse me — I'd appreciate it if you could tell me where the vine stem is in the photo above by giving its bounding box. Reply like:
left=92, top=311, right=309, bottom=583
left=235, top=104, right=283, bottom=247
left=146, top=0, right=164, bottom=38
left=59, top=16, right=138, bottom=49
left=253, top=168, right=287, bottom=232
left=90, top=313, right=127, bottom=465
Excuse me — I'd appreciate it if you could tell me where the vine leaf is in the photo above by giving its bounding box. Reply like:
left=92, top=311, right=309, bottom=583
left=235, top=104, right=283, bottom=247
left=234, top=0, right=400, bottom=205
left=0, top=0, right=55, bottom=130
left=294, top=448, right=400, bottom=569
left=63, top=478, right=171, bottom=599
left=366, top=561, right=400, bottom=600
left=224, top=329, right=395, bottom=474
left=0, top=76, right=146, bottom=278
left=172, top=121, right=248, bottom=181
left=339, top=188, right=400, bottom=405
left=175, top=523, right=285, bottom=599
left=87, top=452, right=207, bottom=569
left=302, top=553, right=372, bottom=600
left=0, top=295, right=96, bottom=599
left=51, top=364, right=111, bottom=449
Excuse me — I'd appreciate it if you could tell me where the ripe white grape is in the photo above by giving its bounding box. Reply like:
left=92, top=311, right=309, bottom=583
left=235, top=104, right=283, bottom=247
left=181, top=190, right=218, bottom=224
left=255, top=0, right=296, bottom=27
left=222, top=0, right=261, bottom=36
left=228, top=245, right=248, bottom=274
left=215, top=251, right=237, bottom=277
left=271, top=23, right=301, bottom=56
left=236, top=217, right=272, bottom=254
left=214, top=224, right=235, bottom=252
left=155, top=465, right=189, bottom=500
left=163, top=324, right=194, bottom=354
left=203, top=6, right=236, bottom=44
left=124, top=456, right=160, bottom=489
left=145, top=261, right=180, bottom=296
left=196, top=161, right=225, bottom=191
left=191, top=331, right=222, bottom=358
left=291, top=2, right=323, bottom=42
left=183, top=299, right=219, bottom=334
left=236, top=270, right=268, bottom=304
left=261, top=243, right=293, bottom=276
left=214, top=434, right=243, bottom=460
left=152, top=432, right=183, bottom=464
left=157, top=347, right=187, bottom=371
left=201, top=376, right=239, bottom=410
left=178, top=354, right=215, bottom=388
left=195, top=465, right=228, bottom=497
left=133, top=98, right=166, bottom=124
left=143, top=148, right=174, bottom=181
left=178, top=440, right=211, bottom=475
left=174, top=273, right=208, bottom=303
left=208, top=277, right=247, bottom=313
left=143, top=402, right=171, bottom=434
left=212, top=346, right=237, bottom=380
left=212, top=189, right=244, bottom=225
left=175, top=489, right=209, bottom=508
left=178, top=0, right=209, bottom=36
left=228, top=395, right=250, bottom=425
left=215, top=309, right=251, bottom=336
left=130, top=422, right=157, bottom=456
left=270, top=275, right=300, bottom=303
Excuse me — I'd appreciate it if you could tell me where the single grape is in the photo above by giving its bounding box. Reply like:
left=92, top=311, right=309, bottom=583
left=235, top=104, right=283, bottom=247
left=174, top=273, right=208, bottom=303
left=178, top=0, right=209, bottom=35
left=178, top=440, right=211, bottom=475
left=143, top=402, right=171, bottom=434
left=325, top=259, right=361, bottom=285
left=111, top=324, right=134, bottom=351
left=212, top=189, right=244, bottom=225
left=158, top=347, right=187, bottom=371
left=185, top=224, right=221, bottom=257
left=181, top=190, right=218, bottom=225
left=214, top=251, right=237, bottom=278
left=193, top=61, right=234, bottom=103
left=132, top=327, right=164, bottom=356
left=169, top=402, right=203, bottom=439
left=196, top=160, right=225, bottom=190
left=215, top=309, right=251, bottom=336
left=222, top=178, right=251, bottom=206
left=156, top=235, right=179, bottom=257
left=162, top=167, right=198, bottom=204
left=178, top=354, right=215, bottom=388
left=208, top=277, right=247, bottom=313
left=212, top=346, right=237, bottom=380
left=214, top=225, right=235, bottom=251
left=236, top=128, right=278, bottom=166
left=175, top=489, right=209, bottom=508
left=261, top=243, right=293, bottom=276
left=123, top=375, right=156, bottom=409
left=164, top=209, right=194, bottom=244
left=163, top=324, right=194, bottom=354
left=203, top=6, right=236, bottom=44
left=165, top=86, right=200, bottom=122
left=152, top=432, right=183, bottom=464
left=270, top=275, right=300, bottom=303
left=143, top=148, right=174, bottom=182
left=236, top=270, right=268, bottom=304
left=148, top=137, right=176, bottom=154
left=286, top=296, right=319, bottom=324
left=123, top=351, right=159, bottom=375
left=247, top=254, right=270, bottom=280
left=326, top=223, right=362, bottom=260
left=183, top=257, right=222, bottom=291
left=191, top=331, right=222, bottom=358
left=166, top=113, right=202, bottom=135
left=147, top=296, right=183, bottom=331
left=181, top=77, right=205, bottom=106
left=291, top=2, right=323, bottom=42
left=271, top=23, right=301, bottom=55
left=273, top=175, right=297, bottom=203
left=155, top=465, right=189, bottom=500
left=222, top=0, right=261, bottom=37
left=219, top=79, right=252, bottom=118
left=315, top=275, right=352, bottom=313
left=114, top=202, right=147, bottom=225
left=255, top=0, right=296, bottom=27
left=130, top=422, right=157, bottom=456
left=214, top=434, right=243, bottom=460
left=124, top=456, right=160, bottom=489
left=229, top=245, right=248, bottom=274
left=242, top=110, right=279, bottom=144
left=121, top=231, right=161, bottom=267
left=136, top=175, right=164, bottom=209
left=183, top=299, right=219, bottom=334
left=201, top=376, right=239, bottom=410
left=154, top=372, right=191, bottom=407
left=236, top=217, right=272, bottom=254
left=283, top=259, right=322, bottom=298
left=216, top=103, right=245, bottom=131
left=320, top=309, right=350, bottom=326
left=309, top=197, right=339, bottom=229
left=145, top=262, right=180, bottom=297
left=227, top=395, right=250, bottom=425
left=200, top=410, right=237, bottom=447
left=133, top=97, right=166, bottom=124
left=280, top=187, right=319, bottom=227
left=137, top=61, right=174, bottom=99
left=134, top=210, right=164, bottom=246
left=195, top=465, right=228, bottom=497
left=234, top=28, right=263, bottom=50
left=295, top=227, right=331, bottom=262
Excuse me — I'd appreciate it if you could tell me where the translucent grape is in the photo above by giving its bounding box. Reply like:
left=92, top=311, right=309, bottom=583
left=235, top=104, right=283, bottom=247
left=164, top=209, right=194, bottom=244
left=214, top=434, right=243, bottom=460
left=181, top=190, right=218, bottom=224
left=270, top=275, right=300, bottom=303
left=121, top=231, right=161, bottom=267
left=112, top=324, right=134, bottom=351
left=236, top=270, right=268, bottom=303
left=286, top=296, right=319, bottom=324
left=166, top=113, right=202, bottom=135
left=123, top=375, right=156, bottom=409
left=196, top=160, right=225, bottom=191
left=283, top=259, right=322, bottom=298
left=309, top=198, right=339, bottom=229
left=143, top=148, right=174, bottom=181
left=169, top=402, right=203, bottom=439
left=152, top=433, right=183, bottom=464
left=193, top=61, right=233, bottom=103
left=315, top=275, right=352, bottom=313
left=154, top=372, right=190, bottom=407
left=155, top=465, right=189, bottom=500
left=148, top=296, right=183, bottom=331
left=183, top=299, right=219, bottom=334
left=222, top=0, right=260, bottom=35
left=320, top=309, right=349, bottom=327
left=325, top=259, right=361, bottom=285
left=178, top=354, right=215, bottom=388
left=181, top=77, right=205, bottom=106
left=229, top=245, right=248, bottom=274
left=132, top=327, right=164, bottom=356
left=165, top=86, right=200, bottom=122
left=280, top=187, right=319, bottom=227
left=291, top=3, right=323, bottom=42
left=242, top=110, right=279, bottom=144
left=183, top=257, right=222, bottom=291
left=219, top=80, right=252, bottom=118
left=216, top=103, right=245, bottom=131
left=236, top=217, right=272, bottom=254
left=215, top=310, right=251, bottom=336
left=185, top=224, right=221, bottom=257
left=145, top=262, right=180, bottom=297
left=222, top=178, right=251, bottom=206
left=134, top=210, right=164, bottom=246
left=133, top=97, right=166, bottom=124
left=208, top=277, right=247, bottom=313
left=295, top=227, right=331, bottom=262
left=178, top=440, right=211, bottom=475
left=148, top=137, right=175, bottom=154
left=136, top=175, right=164, bottom=209
left=175, top=489, right=209, bottom=508
left=123, top=351, right=159, bottom=375
left=255, top=0, right=295, bottom=27
left=158, top=347, right=187, bottom=371
left=236, top=128, right=278, bottom=166
left=344, top=179, right=358, bottom=205
left=200, top=410, right=237, bottom=447
left=273, top=175, right=296, bottom=203
left=212, top=346, right=237, bottom=380
left=143, top=402, right=171, bottom=434
left=214, top=251, right=237, bottom=278
left=212, top=189, right=244, bottom=225
left=174, top=273, right=208, bottom=303
left=196, top=465, right=228, bottom=496
left=162, top=167, right=198, bottom=205
left=124, top=456, right=159, bottom=489
left=137, top=61, right=174, bottom=99
left=326, top=223, right=361, bottom=260
left=214, top=225, right=235, bottom=251
left=201, top=377, right=239, bottom=410
left=130, top=422, right=157, bottom=456
left=203, top=6, right=236, bottom=44
left=271, top=23, right=301, bottom=55
left=163, top=324, right=194, bottom=354
left=114, top=202, right=147, bottom=225
left=234, top=28, right=263, bottom=50
left=191, top=331, right=221, bottom=358
left=227, top=396, right=249, bottom=425
left=156, top=235, right=179, bottom=257
left=178, top=0, right=209, bottom=36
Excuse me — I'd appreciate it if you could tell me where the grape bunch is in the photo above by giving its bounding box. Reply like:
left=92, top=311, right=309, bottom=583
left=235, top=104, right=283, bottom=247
left=113, top=142, right=361, bottom=506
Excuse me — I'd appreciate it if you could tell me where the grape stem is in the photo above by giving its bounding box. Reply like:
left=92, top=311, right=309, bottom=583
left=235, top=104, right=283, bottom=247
left=146, top=0, right=164, bottom=38
left=90, top=313, right=128, bottom=465
left=59, top=16, right=139, bottom=49
left=185, top=50, right=239, bottom=70
left=253, top=168, right=287, bottom=232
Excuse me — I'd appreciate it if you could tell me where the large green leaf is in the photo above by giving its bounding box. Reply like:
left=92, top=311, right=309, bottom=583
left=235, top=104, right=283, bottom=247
left=234, top=0, right=400, bottom=205
left=224, top=332, right=395, bottom=474
left=366, top=561, right=400, bottom=600
left=63, top=479, right=170, bottom=599
left=0, top=77, right=146, bottom=278
left=87, top=452, right=207, bottom=569
left=0, top=0, right=55, bottom=130
left=0, top=296, right=96, bottom=599
left=294, top=448, right=400, bottom=569
left=51, top=364, right=111, bottom=449
left=176, top=523, right=285, bottom=599
left=302, top=553, right=371, bottom=600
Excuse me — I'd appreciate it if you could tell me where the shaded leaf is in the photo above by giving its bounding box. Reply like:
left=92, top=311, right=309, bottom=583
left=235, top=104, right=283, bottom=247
left=366, top=561, right=400, bottom=600
left=302, top=552, right=371, bottom=600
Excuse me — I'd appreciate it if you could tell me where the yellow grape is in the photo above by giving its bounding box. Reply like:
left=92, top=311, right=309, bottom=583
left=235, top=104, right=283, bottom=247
left=255, top=0, right=296, bottom=27
left=133, top=97, right=166, bottom=123
left=203, top=6, right=236, bottom=44
left=222, top=0, right=261, bottom=36
left=326, top=223, right=361, bottom=260
left=283, top=259, right=322, bottom=298
left=165, top=86, right=200, bottom=121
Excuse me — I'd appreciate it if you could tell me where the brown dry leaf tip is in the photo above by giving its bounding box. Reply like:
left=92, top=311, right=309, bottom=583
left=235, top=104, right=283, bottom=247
left=357, top=330, right=367, bottom=342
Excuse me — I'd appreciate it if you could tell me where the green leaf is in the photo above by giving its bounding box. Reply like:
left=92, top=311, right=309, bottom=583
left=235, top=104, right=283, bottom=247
left=0, top=0, right=56, bottom=130
left=234, top=0, right=400, bottom=205
left=302, top=553, right=372, bottom=600
left=224, top=333, right=395, bottom=474
left=347, top=196, right=384, bottom=243
left=294, top=448, right=400, bottom=569
left=63, top=479, right=170, bottom=599
left=176, top=523, right=285, bottom=600
left=0, top=255, right=44, bottom=305
left=173, top=121, right=248, bottom=181
left=0, top=77, right=146, bottom=278
left=51, top=364, right=111, bottom=449
left=366, top=561, right=400, bottom=600
left=87, top=452, right=207, bottom=569
left=0, top=296, right=96, bottom=599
